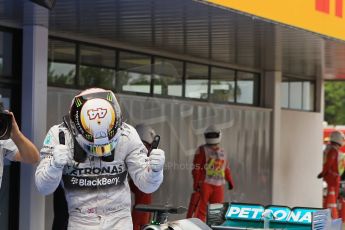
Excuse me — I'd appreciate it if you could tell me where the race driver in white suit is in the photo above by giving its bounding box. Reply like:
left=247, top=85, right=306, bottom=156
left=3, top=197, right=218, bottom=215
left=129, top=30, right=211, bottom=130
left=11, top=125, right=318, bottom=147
left=35, top=88, right=165, bottom=229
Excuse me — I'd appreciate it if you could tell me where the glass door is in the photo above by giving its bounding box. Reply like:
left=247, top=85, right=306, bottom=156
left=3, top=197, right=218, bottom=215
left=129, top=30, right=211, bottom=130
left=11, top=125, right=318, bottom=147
left=0, top=88, right=12, bottom=229
left=0, top=27, right=21, bottom=230
left=0, top=86, right=20, bottom=230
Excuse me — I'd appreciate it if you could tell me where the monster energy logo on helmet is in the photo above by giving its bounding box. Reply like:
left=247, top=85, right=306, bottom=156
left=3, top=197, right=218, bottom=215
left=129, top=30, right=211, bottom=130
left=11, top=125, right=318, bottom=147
left=75, top=98, right=82, bottom=107
left=107, top=93, right=113, bottom=102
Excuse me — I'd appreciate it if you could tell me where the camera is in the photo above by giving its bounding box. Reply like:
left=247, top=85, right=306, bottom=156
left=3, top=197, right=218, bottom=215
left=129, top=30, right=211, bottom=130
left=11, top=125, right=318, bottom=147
left=0, top=103, right=12, bottom=140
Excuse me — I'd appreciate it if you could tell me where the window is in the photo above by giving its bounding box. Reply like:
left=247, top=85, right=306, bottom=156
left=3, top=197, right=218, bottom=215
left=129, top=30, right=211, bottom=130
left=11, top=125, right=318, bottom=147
left=210, top=67, right=235, bottom=103
left=302, top=81, right=315, bottom=111
left=79, top=45, right=116, bottom=89
left=0, top=32, right=13, bottom=77
left=236, top=71, right=260, bottom=105
left=48, top=40, right=76, bottom=85
left=281, top=80, right=289, bottom=108
left=47, top=38, right=261, bottom=106
left=153, top=58, right=183, bottom=97
left=289, top=81, right=303, bottom=109
left=185, top=63, right=208, bottom=99
left=117, top=51, right=151, bottom=94
left=281, top=77, right=315, bottom=111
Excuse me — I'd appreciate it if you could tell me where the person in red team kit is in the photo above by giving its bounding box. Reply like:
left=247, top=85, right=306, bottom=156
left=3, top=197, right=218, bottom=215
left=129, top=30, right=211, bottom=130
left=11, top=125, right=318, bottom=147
left=318, top=130, right=345, bottom=216
left=192, top=125, right=234, bottom=222
left=129, top=124, right=157, bottom=230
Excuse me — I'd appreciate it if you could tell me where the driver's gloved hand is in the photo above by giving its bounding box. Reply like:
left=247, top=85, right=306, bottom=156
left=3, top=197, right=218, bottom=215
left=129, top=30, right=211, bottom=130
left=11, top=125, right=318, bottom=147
left=149, top=149, right=165, bottom=172
left=52, top=144, right=70, bottom=169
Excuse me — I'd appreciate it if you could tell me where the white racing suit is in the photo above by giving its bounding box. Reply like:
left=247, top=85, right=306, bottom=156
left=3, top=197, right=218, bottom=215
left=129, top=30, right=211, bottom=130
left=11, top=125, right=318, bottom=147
left=35, top=123, right=163, bottom=230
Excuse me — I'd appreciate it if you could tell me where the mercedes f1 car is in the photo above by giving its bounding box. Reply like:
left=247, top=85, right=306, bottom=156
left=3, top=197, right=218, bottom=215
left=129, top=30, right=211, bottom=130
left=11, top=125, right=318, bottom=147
left=136, top=202, right=342, bottom=230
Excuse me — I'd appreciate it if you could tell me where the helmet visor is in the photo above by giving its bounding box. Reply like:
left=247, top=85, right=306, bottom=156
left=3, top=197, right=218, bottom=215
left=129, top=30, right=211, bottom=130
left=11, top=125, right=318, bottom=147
left=75, top=91, right=117, bottom=103
left=204, top=132, right=220, bottom=139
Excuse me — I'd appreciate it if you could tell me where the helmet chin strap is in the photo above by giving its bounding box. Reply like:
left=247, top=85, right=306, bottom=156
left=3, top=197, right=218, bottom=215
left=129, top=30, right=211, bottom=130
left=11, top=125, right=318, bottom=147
left=101, top=150, right=115, bottom=162
left=73, top=139, right=87, bottom=163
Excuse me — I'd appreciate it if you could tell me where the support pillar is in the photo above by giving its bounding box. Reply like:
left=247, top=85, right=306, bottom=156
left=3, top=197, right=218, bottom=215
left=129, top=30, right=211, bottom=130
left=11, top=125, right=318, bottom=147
left=19, top=2, right=49, bottom=230
left=261, top=24, right=283, bottom=204
left=264, top=71, right=282, bottom=204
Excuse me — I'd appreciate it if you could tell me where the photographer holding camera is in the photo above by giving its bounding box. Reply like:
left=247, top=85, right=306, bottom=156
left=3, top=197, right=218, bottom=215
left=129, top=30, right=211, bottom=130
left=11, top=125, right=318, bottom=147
left=0, top=102, right=39, bottom=188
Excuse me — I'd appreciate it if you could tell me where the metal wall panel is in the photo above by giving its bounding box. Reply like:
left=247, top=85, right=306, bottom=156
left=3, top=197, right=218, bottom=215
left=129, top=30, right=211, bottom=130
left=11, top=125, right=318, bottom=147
left=47, top=87, right=272, bottom=220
